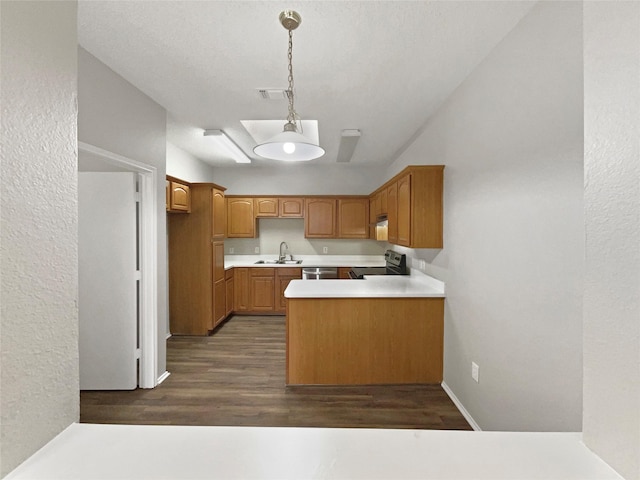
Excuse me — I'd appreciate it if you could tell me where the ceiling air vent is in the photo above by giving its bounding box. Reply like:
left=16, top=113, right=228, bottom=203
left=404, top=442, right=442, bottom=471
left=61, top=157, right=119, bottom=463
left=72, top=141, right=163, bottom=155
left=257, top=89, right=288, bottom=100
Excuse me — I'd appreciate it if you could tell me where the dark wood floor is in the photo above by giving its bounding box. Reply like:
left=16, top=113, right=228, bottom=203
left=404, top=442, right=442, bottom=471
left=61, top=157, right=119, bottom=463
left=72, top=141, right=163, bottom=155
left=81, top=315, right=471, bottom=430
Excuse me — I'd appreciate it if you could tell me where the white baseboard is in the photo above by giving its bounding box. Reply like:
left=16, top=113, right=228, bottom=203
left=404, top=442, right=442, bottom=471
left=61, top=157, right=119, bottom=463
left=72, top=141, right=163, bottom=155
left=441, top=381, right=482, bottom=431
left=156, top=371, right=171, bottom=386
left=165, top=332, right=172, bottom=340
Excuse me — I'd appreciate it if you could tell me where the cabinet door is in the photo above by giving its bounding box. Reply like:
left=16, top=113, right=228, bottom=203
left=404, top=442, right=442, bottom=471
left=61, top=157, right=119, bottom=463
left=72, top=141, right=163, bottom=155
left=213, top=279, right=226, bottom=327
left=225, top=278, right=234, bottom=316
left=234, top=268, right=250, bottom=312
left=213, top=241, right=225, bottom=282
left=250, top=268, right=275, bottom=312
left=166, top=180, right=170, bottom=211
left=227, top=198, right=255, bottom=238
left=170, top=181, right=190, bottom=212
left=279, top=198, right=304, bottom=217
left=387, top=182, right=398, bottom=244
left=369, top=197, right=376, bottom=239
left=255, top=198, right=279, bottom=217
left=397, top=174, right=411, bottom=247
left=380, top=189, right=388, bottom=215
left=275, top=268, right=302, bottom=313
left=337, top=198, right=369, bottom=239
left=304, top=198, right=337, bottom=238
left=212, top=188, right=226, bottom=239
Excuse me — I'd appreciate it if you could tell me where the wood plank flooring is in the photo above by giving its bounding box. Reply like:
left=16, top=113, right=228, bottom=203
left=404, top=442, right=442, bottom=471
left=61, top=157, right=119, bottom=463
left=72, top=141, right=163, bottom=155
left=81, top=315, right=471, bottom=430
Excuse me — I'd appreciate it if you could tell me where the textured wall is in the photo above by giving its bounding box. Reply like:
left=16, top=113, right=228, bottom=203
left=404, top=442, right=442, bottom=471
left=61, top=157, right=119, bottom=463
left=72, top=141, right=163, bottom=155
left=78, top=48, right=169, bottom=379
left=0, top=2, right=79, bottom=476
left=386, top=2, right=584, bottom=431
left=583, top=2, right=640, bottom=479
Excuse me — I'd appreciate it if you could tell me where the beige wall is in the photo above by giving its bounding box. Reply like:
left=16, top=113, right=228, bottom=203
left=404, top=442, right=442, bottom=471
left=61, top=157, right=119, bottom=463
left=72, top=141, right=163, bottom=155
left=583, top=2, right=640, bottom=479
left=387, top=1, right=584, bottom=431
left=0, top=2, right=79, bottom=475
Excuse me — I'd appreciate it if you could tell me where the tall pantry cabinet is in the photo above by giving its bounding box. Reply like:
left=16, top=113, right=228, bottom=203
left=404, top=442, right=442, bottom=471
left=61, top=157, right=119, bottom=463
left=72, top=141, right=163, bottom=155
left=168, top=183, right=227, bottom=335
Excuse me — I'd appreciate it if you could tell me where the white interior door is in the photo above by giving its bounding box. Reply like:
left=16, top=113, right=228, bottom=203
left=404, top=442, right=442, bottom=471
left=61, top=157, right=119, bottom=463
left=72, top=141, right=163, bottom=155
left=79, top=172, right=138, bottom=390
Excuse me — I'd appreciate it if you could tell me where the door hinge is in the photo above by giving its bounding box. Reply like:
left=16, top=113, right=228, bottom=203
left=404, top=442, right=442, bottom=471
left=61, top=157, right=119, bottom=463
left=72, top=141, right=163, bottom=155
left=135, top=348, right=141, bottom=359
left=134, top=270, right=142, bottom=281
left=134, top=192, right=141, bottom=202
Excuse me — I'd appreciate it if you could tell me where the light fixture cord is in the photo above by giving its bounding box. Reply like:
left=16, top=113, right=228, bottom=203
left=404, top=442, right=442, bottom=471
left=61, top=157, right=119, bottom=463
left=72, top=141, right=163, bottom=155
left=286, top=28, right=298, bottom=127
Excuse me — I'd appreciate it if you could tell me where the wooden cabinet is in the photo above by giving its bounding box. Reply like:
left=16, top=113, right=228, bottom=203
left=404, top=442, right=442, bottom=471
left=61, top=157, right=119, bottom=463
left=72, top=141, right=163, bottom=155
left=168, top=183, right=227, bottom=335
left=212, top=241, right=226, bottom=327
left=279, top=198, right=304, bottom=217
left=275, top=268, right=302, bottom=313
left=225, top=269, right=234, bottom=317
left=250, top=268, right=276, bottom=312
left=255, top=198, right=279, bottom=217
left=376, top=166, right=443, bottom=248
left=167, top=178, right=191, bottom=213
left=387, top=182, right=398, bottom=244
left=212, top=188, right=226, bottom=239
left=397, top=174, right=411, bottom=247
left=337, top=198, right=369, bottom=239
left=304, top=198, right=337, bottom=238
left=338, top=267, right=352, bottom=279
left=234, top=268, right=250, bottom=312
left=227, top=198, right=255, bottom=238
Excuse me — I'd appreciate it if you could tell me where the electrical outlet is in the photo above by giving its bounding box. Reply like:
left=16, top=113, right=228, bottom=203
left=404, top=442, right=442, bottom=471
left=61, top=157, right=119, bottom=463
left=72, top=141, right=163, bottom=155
left=254, top=246, right=260, bottom=254
left=323, top=246, right=328, bottom=254
left=229, top=247, right=234, bottom=254
left=471, top=362, right=479, bottom=383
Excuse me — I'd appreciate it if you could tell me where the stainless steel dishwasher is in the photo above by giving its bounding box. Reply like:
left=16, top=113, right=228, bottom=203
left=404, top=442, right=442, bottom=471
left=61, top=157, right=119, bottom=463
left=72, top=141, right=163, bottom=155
left=302, top=267, right=338, bottom=280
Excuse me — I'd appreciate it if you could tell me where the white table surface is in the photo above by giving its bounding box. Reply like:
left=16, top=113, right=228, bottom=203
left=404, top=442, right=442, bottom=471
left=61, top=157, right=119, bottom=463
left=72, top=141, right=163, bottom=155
left=6, top=423, right=622, bottom=480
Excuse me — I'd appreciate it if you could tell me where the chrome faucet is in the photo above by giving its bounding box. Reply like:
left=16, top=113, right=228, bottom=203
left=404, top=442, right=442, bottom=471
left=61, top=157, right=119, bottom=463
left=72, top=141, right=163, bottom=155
left=279, top=241, right=289, bottom=262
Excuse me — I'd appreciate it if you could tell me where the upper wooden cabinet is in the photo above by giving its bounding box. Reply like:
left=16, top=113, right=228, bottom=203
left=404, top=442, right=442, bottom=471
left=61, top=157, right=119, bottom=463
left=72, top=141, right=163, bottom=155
left=255, top=198, right=279, bottom=217
left=381, top=166, right=443, bottom=249
left=305, top=198, right=337, bottom=238
left=337, top=198, right=369, bottom=239
left=253, top=197, right=304, bottom=218
left=167, top=178, right=191, bottom=213
left=227, top=198, right=255, bottom=238
left=212, top=188, right=226, bottom=239
left=279, top=198, right=304, bottom=217
left=387, top=182, right=398, bottom=244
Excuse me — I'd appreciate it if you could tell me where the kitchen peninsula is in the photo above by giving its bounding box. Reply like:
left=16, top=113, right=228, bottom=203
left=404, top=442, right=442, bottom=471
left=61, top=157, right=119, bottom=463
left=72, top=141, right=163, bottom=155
left=284, top=273, right=445, bottom=385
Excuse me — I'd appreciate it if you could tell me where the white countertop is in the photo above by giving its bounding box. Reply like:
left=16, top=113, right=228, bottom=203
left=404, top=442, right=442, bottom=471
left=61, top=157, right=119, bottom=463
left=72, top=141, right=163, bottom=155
left=6, top=423, right=622, bottom=480
left=224, top=255, right=385, bottom=269
left=284, top=270, right=445, bottom=298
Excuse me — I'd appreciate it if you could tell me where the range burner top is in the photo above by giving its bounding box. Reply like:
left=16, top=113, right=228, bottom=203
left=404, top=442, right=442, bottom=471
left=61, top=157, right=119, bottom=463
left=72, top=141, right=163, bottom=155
left=348, top=250, right=408, bottom=279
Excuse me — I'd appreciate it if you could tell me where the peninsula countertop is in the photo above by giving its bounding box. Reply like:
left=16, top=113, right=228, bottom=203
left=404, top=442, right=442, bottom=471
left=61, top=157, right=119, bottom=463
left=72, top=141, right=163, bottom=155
left=284, top=271, right=445, bottom=298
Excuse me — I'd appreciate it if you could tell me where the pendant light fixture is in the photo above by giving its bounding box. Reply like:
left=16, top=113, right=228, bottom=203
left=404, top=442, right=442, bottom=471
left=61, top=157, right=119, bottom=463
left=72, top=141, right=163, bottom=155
left=253, top=10, right=325, bottom=162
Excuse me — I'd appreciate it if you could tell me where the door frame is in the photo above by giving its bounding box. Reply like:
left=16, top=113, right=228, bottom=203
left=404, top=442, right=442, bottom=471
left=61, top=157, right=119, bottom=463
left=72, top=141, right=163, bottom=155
left=79, top=141, right=158, bottom=389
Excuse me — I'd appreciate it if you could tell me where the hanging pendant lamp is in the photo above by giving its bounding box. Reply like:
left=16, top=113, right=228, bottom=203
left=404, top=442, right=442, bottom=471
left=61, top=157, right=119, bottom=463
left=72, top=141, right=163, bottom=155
left=253, top=10, right=325, bottom=162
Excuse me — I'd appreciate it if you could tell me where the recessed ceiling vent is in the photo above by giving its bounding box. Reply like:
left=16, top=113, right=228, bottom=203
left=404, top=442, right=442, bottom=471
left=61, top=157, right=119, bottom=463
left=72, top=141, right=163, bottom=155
left=257, top=89, right=288, bottom=100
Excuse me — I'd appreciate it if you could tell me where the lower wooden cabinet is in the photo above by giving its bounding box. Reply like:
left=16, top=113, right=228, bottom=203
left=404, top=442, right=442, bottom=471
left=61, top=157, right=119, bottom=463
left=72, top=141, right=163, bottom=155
left=225, top=269, right=234, bottom=317
left=276, top=268, right=303, bottom=313
left=229, top=267, right=301, bottom=315
left=250, top=268, right=276, bottom=312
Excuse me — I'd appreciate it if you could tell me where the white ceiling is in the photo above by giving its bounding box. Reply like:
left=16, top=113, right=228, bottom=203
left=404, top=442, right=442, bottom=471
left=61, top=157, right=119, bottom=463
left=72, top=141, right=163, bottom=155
left=78, top=1, right=536, bottom=168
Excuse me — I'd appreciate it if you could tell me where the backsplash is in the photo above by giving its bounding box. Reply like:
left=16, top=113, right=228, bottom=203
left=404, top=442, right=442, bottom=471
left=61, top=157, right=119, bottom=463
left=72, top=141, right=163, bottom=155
left=225, top=218, right=385, bottom=256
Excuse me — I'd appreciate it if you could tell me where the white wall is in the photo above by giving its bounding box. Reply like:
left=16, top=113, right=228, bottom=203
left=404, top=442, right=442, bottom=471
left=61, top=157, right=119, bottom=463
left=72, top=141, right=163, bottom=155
left=166, top=142, right=215, bottom=183
left=583, top=2, right=640, bottom=479
left=387, top=2, right=584, bottom=431
left=226, top=218, right=385, bottom=256
left=78, top=48, right=169, bottom=379
left=0, top=2, right=79, bottom=476
left=211, top=164, right=382, bottom=195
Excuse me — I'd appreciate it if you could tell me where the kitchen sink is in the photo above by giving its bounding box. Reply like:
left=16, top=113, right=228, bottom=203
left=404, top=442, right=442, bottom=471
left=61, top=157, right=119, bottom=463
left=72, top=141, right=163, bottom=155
left=254, top=259, right=303, bottom=265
